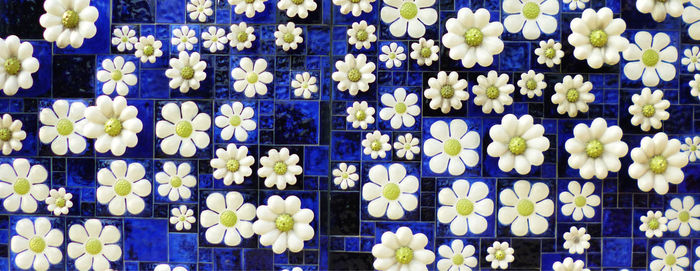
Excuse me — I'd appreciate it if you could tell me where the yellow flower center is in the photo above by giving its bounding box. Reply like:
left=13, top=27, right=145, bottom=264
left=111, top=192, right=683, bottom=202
left=229, top=115, right=242, bottom=127
left=61, top=10, right=80, bottom=29
left=104, top=118, right=123, bottom=137
left=648, top=217, right=660, bottom=230
left=56, top=119, right=74, bottom=136
left=494, top=249, right=506, bottom=260
left=443, top=139, right=462, bottom=156
left=642, top=49, right=660, bottom=67
left=544, top=47, right=556, bottom=58
left=464, top=28, right=483, bottom=47
left=642, top=104, right=656, bottom=117
left=273, top=161, right=288, bottom=175
left=508, top=136, right=527, bottom=155
left=665, top=254, right=676, bottom=266
left=246, top=72, right=258, bottom=83
left=111, top=70, right=123, bottom=81
left=574, top=195, right=587, bottom=207
left=219, top=210, right=238, bottom=227
left=283, top=32, right=295, bottom=43
left=370, top=140, right=383, bottom=151
left=275, top=213, right=294, bottom=232
left=237, top=32, right=249, bottom=42
left=566, top=89, right=579, bottom=102
left=517, top=199, right=535, bottom=216
left=55, top=197, right=66, bottom=207
left=679, top=211, right=690, bottom=222
left=382, top=183, right=400, bottom=200
left=354, top=110, right=366, bottom=121
left=181, top=36, right=189, bottom=43
left=649, top=155, right=668, bottom=174
left=175, top=121, right=193, bottom=138
left=170, top=176, right=182, bottom=188
left=179, top=215, right=186, bottom=221
left=181, top=66, right=195, bottom=80
left=341, top=172, right=349, bottom=179
left=84, top=238, right=103, bottom=255
left=0, top=128, right=11, bottom=141
left=29, top=236, right=46, bottom=253
left=143, top=45, right=155, bottom=56
left=522, top=2, right=540, bottom=19
left=356, top=30, right=368, bottom=42
left=526, top=79, right=537, bottom=90
left=226, top=159, right=240, bottom=172
left=452, top=254, right=464, bottom=265
left=589, top=30, right=608, bottom=48
left=114, top=179, right=132, bottom=197
left=399, top=2, right=418, bottom=19
left=13, top=178, right=30, bottom=195
left=291, top=0, right=305, bottom=5
left=486, top=86, right=500, bottom=99
left=395, top=246, right=414, bottom=264
left=420, top=47, right=432, bottom=58
left=394, top=102, right=407, bottom=114
left=456, top=198, right=474, bottom=216
left=585, top=139, right=604, bottom=158
left=3, top=58, right=21, bottom=75
left=347, top=68, right=362, bottom=82
left=122, top=36, right=129, bottom=42
left=440, top=85, right=455, bottom=98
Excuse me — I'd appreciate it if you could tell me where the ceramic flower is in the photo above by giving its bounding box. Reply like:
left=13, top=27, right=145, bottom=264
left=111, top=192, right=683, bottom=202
left=665, top=196, right=700, bottom=236
left=623, top=31, right=677, bottom=87
left=362, top=130, right=392, bottom=159
left=156, top=101, right=211, bottom=157
left=346, top=101, right=375, bottom=129
left=379, top=88, right=420, bottom=129
left=472, top=70, right=514, bottom=114
left=0, top=35, right=40, bottom=96
left=559, top=181, right=601, bottom=221
left=362, top=163, right=418, bottom=219
left=502, top=0, right=559, bottom=40
left=498, top=180, right=554, bottom=236
left=567, top=7, right=628, bottom=69
left=565, top=118, right=629, bottom=179
left=650, top=240, right=689, bottom=271
left=333, top=0, right=375, bottom=16
left=111, top=26, right=137, bottom=52
left=39, top=100, right=87, bottom=155
left=371, top=227, right=435, bottom=270
left=67, top=219, right=122, bottom=271
left=96, top=160, right=152, bottom=215
left=424, top=71, right=469, bottom=114
left=562, top=226, right=590, bottom=254
left=215, top=102, right=257, bottom=141
left=517, top=70, right=546, bottom=98
left=228, top=0, right=266, bottom=17
left=563, top=0, right=588, bottom=10
left=636, top=0, right=683, bottom=22
left=200, top=192, right=255, bottom=246
left=165, top=51, right=207, bottom=93
left=39, top=0, right=98, bottom=48
left=690, top=74, right=700, bottom=99
left=46, top=187, right=73, bottom=216
left=436, top=239, right=477, bottom=271
left=84, top=96, right=143, bottom=156
left=640, top=210, right=668, bottom=238
left=252, top=195, right=315, bottom=254
left=437, top=180, right=493, bottom=235
left=170, top=205, right=196, bottom=231
left=682, top=46, right=700, bottom=72
left=275, top=22, right=303, bottom=51
left=134, top=35, right=163, bottom=63
left=171, top=26, right=198, bottom=52
left=394, top=133, right=420, bottom=160
left=485, top=241, right=514, bottom=269
left=155, top=264, right=188, bottom=271
left=227, top=22, right=256, bottom=51
left=442, top=8, right=504, bottom=68
left=332, top=54, right=376, bottom=95
left=424, top=119, right=480, bottom=175
left=277, top=0, right=317, bottom=18
left=487, top=114, right=550, bottom=175
left=379, top=43, right=406, bottom=69
left=201, top=26, right=228, bottom=53
left=332, top=163, right=359, bottom=189
left=96, top=56, right=137, bottom=96
left=0, top=159, right=48, bottom=213
left=231, top=57, right=273, bottom=97
left=629, top=88, right=670, bottom=131
left=258, top=147, right=303, bottom=189
left=534, top=39, right=564, bottom=67
left=684, top=1, right=700, bottom=41
left=629, top=133, right=688, bottom=195
left=155, top=162, right=197, bottom=201
left=291, top=72, right=318, bottom=99
left=210, top=144, right=254, bottom=186
left=10, top=217, right=64, bottom=270
left=551, top=74, right=595, bottom=117
left=347, top=21, right=377, bottom=50
left=696, top=246, right=700, bottom=271
left=187, top=0, right=213, bottom=22
left=380, top=0, right=437, bottom=38
left=681, top=136, right=700, bottom=162
left=410, top=38, right=439, bottom=66
left=553, top=257, right=589, bottom=271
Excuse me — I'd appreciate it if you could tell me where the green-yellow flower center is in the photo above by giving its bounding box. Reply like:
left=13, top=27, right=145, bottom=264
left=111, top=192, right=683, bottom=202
left=356, top=30, right=368, bottom=42
left=56, top=119, right=74, bottom=136
left=143, top=45, right=155, bottom=56
left=350, top=0, right=360, bottom=3
left=440, top=85, right=455, bottom=99
left=104, top=118, right=123, bottom=137
left=389, top=53, right=396, bottom=59
left=341, top=172, right=349, bottom=179
left=452, top=254, right=464, bottom=265
left=574, top=195, right=587, bottom=207
left=585, top=139, right=604, bottom=158
left=275, top=213, right=294, bottom=232
left=566, top=89, right=579, bottom=102
left=181, top=36, right=189, bottom=43
left=648, top=217, right=659, bottom=230
left=589, top=30, right=608, bottom=48
left=122, top=36, right=129, bottom=42
left=544, top=47, right=556, bottom=58
left=395, top=246, right=414, bottom=264
left=443, top=138, right=462, bottom=156
left=486, top=86, right=500, bottom=99
left=55, top=197, right=66, bottom=207
left=692, top=56, right=698, bottom=63
left=291, top=0, right=305, bottom=5
left=273, top=161, right=288, bottom=175
left=354, top=109, right=366, bottom=121
left=642, top=49, right=660, bottom=67
left=283, top=32, right=295, bottom=43
left=522, top=2, right=540, bottom=19
left=347, top=68, right=362, bottom=82
left=13, top=178, right=30, bottom=195
left=84, top=238, right=103, bottom=255
left=29, top=236, right=46, bottom=253
left=175, top=121, right=193, bottom=138
left=420, top=47, right=432, bottom=58
left=399, top=2, right=418, bottom=19
left=245, top=0, right=254, bottom=3
left=679, top=211, right=690, bottom=222
left=170, top=176, right=182, bottom=188
left=0, top=128, right=11, bottom=141
left=370, top=140, right=383, bottom=151
left=642, top=104, right=656, bottom=117
left=61, top=10, right=80, bottom=29
left=219, top=210, right=238, bottom=227
left=456, top=198, right=474, bottom=216
left=665, top=254, right=676, bottom=266
left=508, top=136, right=527, bottom=155
left=649, top=155, right=668, bottom=174
left=114, top=179, right=132, bottom=197
left=246, top=72, right=258, bottom=83
left=526, top=79, right=537, bottom=90
left=464, top=28, right=483, bottom=47
left=230, top=115, right=242, bottom=127
left=394, top=102, right=407, bottom=114
left=494, top=249, right=506, bottom=260
left=4, top=58, right=21, bottom=76
left=382, top=183, right=400, bottom=200
left=211, top=36, right=218, bottom=42
left=179, top=215, right=186, bottom=221
left=237, top=32, right=248, bottom=42
left=517, top=199, right=535, bottom=216
left=111, top=70, right=123, bottom=81
left=690, top=145, right=697, bottom=151
left=226, top=159, right=240, bottom=172
left=181, top=66, right=195, bottom=80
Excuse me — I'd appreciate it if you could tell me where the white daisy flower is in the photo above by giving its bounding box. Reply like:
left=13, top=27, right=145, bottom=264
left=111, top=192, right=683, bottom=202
left=96, top=56, right=137, bottom=96
left=436, top=240, right=477, bottom=271
left=333, top=0, right=375, bottom=16
left=252, top=195, right=315, bottom=254
left=629, top=133, right=688, bottom=195
left=82, top=95, right=143, bottom=156
left=424, top=71, right=469, bottom=114
left=96, top=160, right=152, bottom=215
left=39, top=100, right=87, bottom=155
left=201, top=26, right=228, bottom=53
left=649, top=240, right=689, bottom=271
left=696, top=246, right=700, bottom=271
left=516, top=70, right=546, bottom=98
left=200, top=192, right=255, bottom=246
left=682, top=46, right=700, bottom=72
left=623, top=31, right=677, bottom=87
left=155, top=162, right=196, bottom=201
left=534, top=39, right=564, bottom=67
left=275, top=22, right=303, bottom=51
left=156, top=101, right=211, bottom=157
left=210, top=144, right=254, bottom=185
left=379, top=43, right=406, bottom=69
left=332, top=54, right=376, bottom=96
left=640, top=210, right=668, bottom=238
left=346, top=101, right=375, bottom=129
left=629, top=88, right=670, bottom=131
left=410, top=38, right=439, bottom=66
left=442, top=8, right=504, bottom=68
left=171, top=26, right=198, bottom=52
left=551, top=74, right=594, bottom=117
left=567, top=7, right=629, bottom=69
left=231, top=57, right=273, bottom=97
left=379, top=88, right=419, bottom=129
left=215, top=102, right=257, bottom=141
left=228, top=0, right=267, bottom=17
left=258, top=147, right=303, bottom=189
left=562, top=226, right=590, bottom=254
left=559, top=181, right=601, bottom=221
left=38, top=0, right=98, bottom=49
left=487, top=114, right=549, bottom=175
left=0, top=159, right=48, bottom=213
left=46, top=187, right=73, bottom=216
left=553, top=257, right=589, bottom=271
left=134, top=35, right=163, bottom=63
left=498, top=180, right=554, bottom=236
left=371, top=227, right=435, bottom=270
left=0, top=35, right=40, bottom=96
left=155, top=264, right=188, bottom=271
left=437, top=180, right=493, bottom=235
left=227, top=22, right=256, bottom=51
left=291, top=72, right=318, bottom=99
left=347, top=20, right=377, bottom=50
left=362, top=130, right=391, bottom=159
left=66, top=219, right=122, bottom=271
left=684, top=2, right=700, bottom=41
left=362, top=163, right=418, bottom=219
left=187, top=0, right=213, bottom=22
left=502, top=0, right=559, bottom=40
left=10, top=217, right=64, bottom=271
left=681, top=136, right=700, bottom=162
left=636, top=0, right=683, bottom=22
left=472, top=70, right=514, bottom=114
left=665, top=196, right=700, bottom=236
left=565, top=118, right=629, bottom=179
left=165, top=51, right=207, bottom=93
left=394, top=133, right=420, bottom=160
left=380, top=0, right=438, bottom=38
left=332, top=163, right=358, bottom=189
left=424, top=119, right=479, bottom=175
left=691, top=74, right=700, bottom=99
left=170, top=205, right=196, bottom=231
left=563, top=0, right=588, bottom=10
left=111, top=26, right=137, bottom=52
left=277, top=0, right=317, bottom=18
left=485, top=241, right=514, bottom=269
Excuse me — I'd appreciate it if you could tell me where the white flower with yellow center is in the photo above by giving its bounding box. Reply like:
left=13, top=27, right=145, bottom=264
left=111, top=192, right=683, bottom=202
left=66, top=219, right=122, bottom=271
left=424, top=71, right=469, bottom=114
left=665, top=196, right=700, bottom=236
left=210, top=144, right=254, bottom=186
left=134, top=35, right=163, bottom=63
left=165, top=51, right=207, bottom=93
left=112, top=26, right=137, bottom=52
left=96, top=160, right=152, bottom=215
left=155, top=162, right=197, bottom=201
left=332, top=54, right=376, bottom=96
left=232, top=57, right=273, bottom=98
left=487, top=114, right=550, bottom=175
left=437, top=180, right=493, bottom=235
left=636, top=0, right=683, bottom=22
left=498, top=180, right=554, bottom=236
left=363, top=163, right=418, bottom=220
left=559, top=181, right=600, bottom=221
left=567, top=7, right=629, bottom=69
left=83, top=96, right=142, bottom=156
left=275, top=22, right=303, bottom=51
left=553, top=257, right=589, bottom=271
left=156, top=101, right=211, bottom=157
left=46, top=187, right=73, bottom=216
left=551, top=74, right=595, bottom=117
left=640, top=210, right=669, bottom=237
left=291, top=72, right=318, bottom=99
left=436, top=239, right=477, bottom=271
left=650, top=240, right=689, bottom=271
left=0, top=35, right=40, bottom=96
left=424, top=119, right=480, bottom=175
left=187, top=0, right=213, bottom=22
left=39, top=100, right=87, bottom=155
left=562, top=226, right=590, bottom=254
left=333, top=0, right=375, bottom=16
left=682, top=46, right=700, bottom=72
left=534, top=39, right=564, bottom=67
left=332, top=163, right=358, bottom=189
left=623, top=31, right=677, bottom=87
left=170, top=205, right=196, bottom=231
left=472, top=70, right=514, bottom=114
left=96, top=56, right=137, bottom=96
left=380, top=88, right=420, bottom=129
left=517, top=70, right=546, bottom=98
left=394, top=133, right=420, bottom=160
left=171, top=26, right=198, bottom=52
left=379, top=43, right=406, bottom=69
left=252, top=195, right=315, bottom=254
left=215, top=102, right=257, bottom=141
left=201, top=26, right=228, bottom=53
left=347, top=21, right=377, bottom=49
left=200, top=192, right=255, bottom=246
left=227, top=22, right=256, bottom=51
left=380, top=0, right=437, bottom=38
left=39, top=0, right=98, bottom=48
left=629, top=88, right=670, bottom=131
left=228, top=0, right=267, bottom=17
left=691, top=74, right=700, bottom=99
left=442, top=8, right=504, bottom=68
left=485, top=241, right=514, bottom=269
left=563, top=0, right=588, bottom=10
left=258, top=147, right=303, bottom=189
left=502, top=0, right=559, bottom=40
left=346, top=101, right=375, bottom=129
left=565, top=118, right=628, bottom=179
left=681, top=136, right=700, bottom=162
left=362, top=130, right=391, bottom=159
left=0, top=159, right=48, bottom=213
left=410, top=38, right=439, bottom=66
left=371, top=227, right=435, bottom=270
left=277, top=0, right=317, bottom=18
left=629, top=133, right=688, bottom=195
left=11, top=217, right=64, bottom=271
left=684, top=1, right=700, bottom=41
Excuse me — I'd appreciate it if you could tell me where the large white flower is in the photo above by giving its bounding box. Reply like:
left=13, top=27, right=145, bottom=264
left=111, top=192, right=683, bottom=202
left=200, top=192, right=255, bottom=246
left=46, top=187, right=73, bottom=216
left=380, top=0, right=437, bottom=38
left=215, top=102, right=257, bottom=141
left=379, top=43, right=406, bottom=69
left=503, top=0, right=559, bottom=40
left=681, top=136, right=700, bottom=162
left=347, top=21, right=377, bottom=50
left=187, top=0, right=213, bottom=22
left=277, top=0, right=317, bottom=18
left=96, top=160, right=152, bottom=215
left=497, top=180, right=554, bottom=236
left=332, top=163, right=359, bottom=190
left=228, top=0, right=266, bottom=17
left=565, top=118, right=628, bottom=179
left=10, top=217, right=63, bottom=271
left=551, top=74, right=595, bottom=117
left=559, top=181, right=600, bottom=221
left=111, top=26, right=137, bottom=52
left=636, top=0, right=683, bottom=22
left=379, top=88, right=419, bottom=129
left=96, top=56, right=137, bottom=96
left=628, top=88, right=670, bottom=131
left=442, top=8, right=504, bottom=68
left=371, top=227, right=435, bottom=270
left=485, top=241, right=514, bottom=269
left=665, top=196, right=700, bottom=236
left=517, top=70, right=546, bottom=98
left=291, top=72, right=318, bottom=99
left=210, top=144, right=254, bottom=186
left=650, top=240, right=689, bottom=271
left=39, top=100, right=87, bottom=155
left=629, top=132, right=688, bottom=195
left=410, top=38, right=439, bottom=66
left=424, top=71, right=469, bottom=114
left=684, top=1, right=700, bottom=41
left=436, top=239, right=477, bottom=271
left=134, top=35, right=163, bottom=64
left=346, top=101, right=375, bottom=129
left=156, top=101, right=211, bottom=157
left=201, top=26, right=228, bottom=53
left=252, top=195, right=315, bottom=254
left=39, top=0, right=98, bottom=48
left=227, top=22, right=256, bottom=51
left=333, top=0, right=375, bottom=16
left=171, top=26, right=198, bottom=52
left=231, top=57, right=273, bottom=98
left=437, top=180, right=493, bottom=235
left=165, top=51, right=207, bottom=93
left=362, top=163, right=418, bottom=219
left=424, top=119, right=479, bottom=175
left=0, top=35, right=40, bottom=96
left=170, top=205, right=196, bottom=231
left=258, top=147, right=303, bottom=189
left=562, top=226, right=590, bottom=254
left=0, top=159, right=48, bottom=213
left=472, top=70, right=514, bottom=114
left=83, top=95, right=142, bottom=156
left=67, top=219, right=122, bottom=271
left=623, top=31, right=677, bottom=87
left=567, top=7, right=629, bottom=69
left=534, top=39, right=564, bottom=67
left=487, top=114, right=550, bottom=175
left=275, top=22, right=303, bottom=51
left=553, top=257, right=589, bottom=271
left=332, top=54, right=376, bottom=96
left=155, top=162, right=197, bottom=201
left=394, top=133, right=420, bottom=160
left=362, top=130, right=391, bottom=159
left=682, top=46, right=700, bottom=72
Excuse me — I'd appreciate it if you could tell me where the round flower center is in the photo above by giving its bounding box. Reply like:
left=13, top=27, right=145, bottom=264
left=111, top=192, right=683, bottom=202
left=350, top=0, right=360, bottom=3
left=399, top=2, right=418, bottom=19
left=291, top=0, right=305, bottom=5
left=521, top=2, right=540, bottom=19
left=273, top=161, right=288, bottom=175
left=237, top=32, right=248, bottom=42
left=456, top=198, right=474, bottom=216
left=679, top=211, right=690, bottom=222
left=0, top=128, right=11, bottom=141
left=55, top=197, right=66, bottom=208
left=347, top=68, right=362, bottom=82
left=198, top=6, right=204, bottom=12
left=230, top=115, right=242, bottom=127
left=394, top=102, right=407, bottom=114
left=341, top=172, right=349, bottom=179
left=111, top=70, right=123, bottom=81
left=517, top=199, right=535, bottom=216
left=179, top=215, right=186, bottom=221
left=181, top=36, right=189, bottom=43
left=245, top=0, right=254, bottom=3
left=642, top=49, right=660, bottom=67
left=464, top=28, right=483, bottom=47
left=404, top=143, right=412, bottom=150
left=648, top=217, right=659, bottom=229
left=574, top=195, right=587, bottom=207
left=29, top=236, right=46, bottom=253
left=452, top=254, right=464, bottom=265
left=589, top=30, right=608, bottom=48
left=494, top=249, right=506, bottom=260
left=692, top=56, right=698, bottom=63
left=370, top=140, right=383, bottom=151
left=104, top=118, right=123, bottom=137
left=275, top=213, right=294, bottom=232
left=566, top=89, right=579, bottom=102
left=389, top=53, right=396, bottom=59
left=642, top=104, right=656, bottom=117
left=356, top=30, right=368, bottom=42
left=691, top=145, right=697, bottom=151
left=13, top=178, right=30, bottom=195
left=226, top=159, right=240, bottom=172
left=211, top=36, right=218, bottom=42
left=181, top=66, right=195, bottom=80
left=84, top=238, right=103, bottom=255
left=443, top=138, right=462, bottom=156
left=486, top=86, right=500, bottom=99
left=143, top=45, right=155, bottom=56
left=283, top=32, right=295, bottom=43
left=114, top=179, right=132, bottom=197
left=56, top=119, right=74, bottom=136
left=440, top=85, right=455, bottom=99
left=3, top=57, right=21, bottom=75
left=544, top=47, right=556, bottom=58
left=508, top=136, right=527, bottom=155
left=665, top=254, right=676, bottom=266
left=354, top=110, right=366, bottom=121
left=526, top=79, right=537, bottom=90
left=170, top=176, right=182, bottom=188
left=61, top=10, right=80, bottom=29
left=585, top=139, right=604, bottom=158
left=382, top=183, right=400, bottom=200
left=395, top=247, right=414, bottom=264
left=420, top=47, right=432, bottom=58
left=121, top=36, right=129, bottom=42
left=175, top=121, right=193, bottom=138
left=219, top=210, right=238, bottom=227
left=649, top=155, right=668, bottom=174
left=246, top=72, right=258, bottom=83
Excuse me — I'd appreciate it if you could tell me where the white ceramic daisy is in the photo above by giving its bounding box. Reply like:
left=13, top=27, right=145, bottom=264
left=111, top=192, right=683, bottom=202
left=210, top=144, right=254, bottom=186
left=96, top=160, right=152, bottom=215
left=424, top=71, right=470, bottom=113
left=472, top=70, right=514, bottom=114
left=11, top=217, right=63, bottom=270
left=155, top=264, right=188, bottom=271
left=165, top=51, right=207, bottom=93
left=371, top=227, right=435, bottom=270
left=436, top=240, right=477, bottom=271
left=442, top=8, right=504, bottom=68
left=517, top=70, right=546, bottom=98
left=551, top=74, right=594, bottom=117
left=277, top=0, right=317, bottom=18
left=696, top=246, right=700, bottom=271
left=134, top=35, right=163, bottom=63
left=498, top=180, right=554, bottom=236
left=562, top=226, right=590, bottom=254
left=629, top=88, right=670, bottom=131
left=231, top=57, right=273, bottom=97
left=275, top=22, right=303, bottom=51
left=629, top=133, right=688, bottom=195
left=534, top=39, right=564, bottom=67
left=485, top=241, right=514, bottom=269
left=0, top=35, right=40, bottom=96
left=252, top=195, right=315, bottom=254
left=112, top=26, right=137, bottom=52
left=681, top=136, right=700, bottom=162
left=380, top=0, right=437, bottom=38
left=215, top=102, right=257, bottom=141
left=362, top=163, right=418, bottom=219
left=437, top=180, right=493, bottom=235
left=379, top=88, right=419, bottom=129
left=155, top=162, right=197, bottom=201
left=332, top=54, right=376, bottom=96
left=170, top=205, right=196, bottom=231
left=637, top=0, right=683, bottom=22
left=39, top=100, right=87, bottom=155
left=332, top=163, right=359, bottom=189
left=346, top=101, right=375, bottom=129
left=258, top=147, right=303, bottom=189
left=362, top=130, right=391, bottom=159
left=156, top=101, right=211, bottom=157
left=333, top=0, right=375, bottom=16
left=67, top=219, right=122, bottom=271
left=0, top=159, right=49, bottom=213
left=187, top=0, right=213, bottom=22
left=559, top=181, right=600, bottom=221
left=291, top=72, right=318, bottom=99
left=692, top=74, right=700, bottom=99
left=567, top=7, right=628, bottom=69
left=227, top=22, right=256, bottom=51
left=394, top=133, right=420, bottom=160
left=665, top=196, right=700, bottom=236
left=563, top=0, right=588, bottom=10
left=684, top=2, right=700, bottom=41
left=379, top=43, right=406, bottom=69
left=424, top=119, right=479, bottom=175
left=410, top=38, right=439, bottom=66
left=682, top=46, right=700, bottom=72
left=171, top=26, right=198, bottom=52
left=228, top=0, right=266, bottom=17
left=650, top=240, right=689, bottom=271
left=565, top=118, right=628, bottom=179
left=347, top=20, right=377, bottom=50
left=83, top=95, right=142, bottom=156
left=553, top=257, right=589, bottom=271
left=201, top=26, right=228, bottom=53
left=503, top=0, right=559, bottom=40
left=46, top=187, right=73, bottom=216
left=39, top=0, right=98, bottom=48
left=623, top=31, right=677, bottom=87
left=96, top=56, right=137, bottom=96
left=487, top=114, right=550, bottom=175
left=640, top=210, right=668, bottom=238
left=200, top=192, right=255, bottom=246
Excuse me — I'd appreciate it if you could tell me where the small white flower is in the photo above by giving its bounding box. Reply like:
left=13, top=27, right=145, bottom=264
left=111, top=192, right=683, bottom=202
left=379, top=43, right=406, bottom=69
left=472, top=70, right=514, bottom=114
left=362, top=130, right=391, bottom=159
left=227, top=22, right=256, bottom=51
left=156, top=101, right=211, bottom=157
left=291, top=72, right=318, bottom=99
left=333, top=0, right=375, bottom=16
left=442, top=8, right=504, bottom=68
left=380, top=0, right=438, bottom=38
left=96, top=56, right=137, bottom=96
left=424, top=71, right=469, bottom=114
left=258, top=147, right=303, bottom=189
left=410, top=38, right=439, bottom=66
left=629, top=88, right=670, bottom=131
left=684, top=2, right=700, bottom=41
left=332, top=163, right=358, bottom=189
left=171, top=26, right=198, bottom=52
left=567, top=7, right=629, bottom=69
left=200, top=192, right=255, bottom=246
left=436, top=239, right=477, bottom=271
left=665, top=196, right=700, bottom=236
left=210, top=144, right=254, bottom=185
left=96, top=160, right=152, bottom=215
left=332, top=54, right=376, bottom=96
left=553, top=257, right=589, bottom=271
left=46, top=187, right=73, bottom=216
left=562, top=226, right=590, bottom=254
left=563, top=0, right=588, bottom=10
left=82, top=95, right=143, bottom=156
left=155, top=162, right=196, bottom=201
left=232, top=57, right=273, bottom=97
left=67, top=219, right=122, bottom=271
left=424, top=119, right=479, bottom=175
left=252, top=195, right=315, bottom=254
left=681, top=136, right=700, bottom=162
left=170, top=205, right=196, bottom=231
left=201, top=26, right=228, bottom=53
left=39, top=100, right=87, bottom=155
left=636, top=0, right=683, bottom=22
left=437, top=180, right=493, bottom=235
left=394, top=133, right=420, bottom=160
left=277, top=0, right=317, bottom=18
left=155, top=264, right=188, bottom=271
left=485, top=241, right=514, bottom=269
left=187, top=0, right=213, bottom=22
left=112, top=26, right=137, bottom=52
left=487, top=114, right=549, bottom=175
left=551, top=74, right=594, bottom=117
left=682, top=46, right=700, bottom=72
left=640, top=210, right=668, bottom=238
left=565, top=118, right=629, bottom=179
left=629, top=133, right=689, bottom=195
left=498, top=180, right=554, bottom=236
left=0, top=159, right=48, bottom=213
left=690, top=74, right=700, bottom=99
left=371, top=227, right=435, bottom=270
left=650, top=240, right=689, bottom=271
left=534, top=39, right=564, bottom=67
left=275, top=22, right=303, bottom=51
left=346, top=101, right=375, bottom=129
left=39, top=0, right=98, bottom=48
left=697, top=246, right=700, bottom=271
left=517, top=70, right=546, bottom=98
left=559, top=181, right=601, bottom=221
left=0, top=35, right=40, bottom=96
left=379, top=88, right=419, bottom=129
left=228, top=0, right=267, bottom=17
left=362, top=163, right=418, bottom=219
left=347, top=21, right=377, bottom=50
left=11, top=217, right=64, bottom=270
left=282, top=268, right=302, bottom=271
left=623, top=31, right=677, bottom=87
left=165, top=51, right=207, bottom=93
left=215, top=102, right=257, bottom=141
left=134, top=35, right=163, bottom=63
left=502, top=0, right=559, bottom=40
